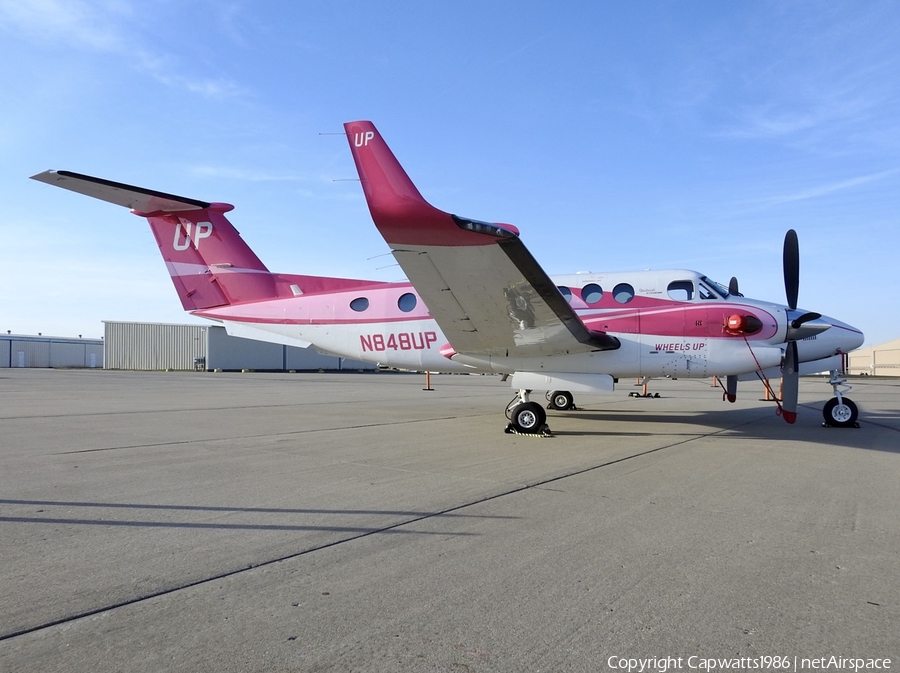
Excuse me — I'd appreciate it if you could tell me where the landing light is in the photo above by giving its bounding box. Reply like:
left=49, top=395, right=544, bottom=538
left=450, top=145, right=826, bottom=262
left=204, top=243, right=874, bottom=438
left=724, top=314, right=763, bottom=336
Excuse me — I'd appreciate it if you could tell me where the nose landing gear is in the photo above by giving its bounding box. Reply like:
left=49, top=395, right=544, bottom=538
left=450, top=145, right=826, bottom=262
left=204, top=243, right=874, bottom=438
left=823, top=370, right=859, bottom=428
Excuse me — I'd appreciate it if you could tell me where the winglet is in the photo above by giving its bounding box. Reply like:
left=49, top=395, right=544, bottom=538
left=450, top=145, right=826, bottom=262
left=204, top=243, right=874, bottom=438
left=343, top=120, right=518, bottom=247
left=343, top=121, right=619, bottom=356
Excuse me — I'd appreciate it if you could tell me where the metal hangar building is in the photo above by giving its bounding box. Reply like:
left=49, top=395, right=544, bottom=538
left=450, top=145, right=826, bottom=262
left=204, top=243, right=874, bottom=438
left=102, top=321, right=375, bottom=372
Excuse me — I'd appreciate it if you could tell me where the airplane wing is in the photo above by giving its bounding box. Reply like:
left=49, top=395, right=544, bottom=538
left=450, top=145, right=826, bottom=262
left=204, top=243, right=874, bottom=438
left=344, top=121, right=619, bottom=359
left=30, top=170, right=211, bottom=213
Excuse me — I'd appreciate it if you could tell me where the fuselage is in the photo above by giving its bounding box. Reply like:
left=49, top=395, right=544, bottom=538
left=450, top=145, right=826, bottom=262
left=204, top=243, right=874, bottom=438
left=196, top=268, right=864, bottom=379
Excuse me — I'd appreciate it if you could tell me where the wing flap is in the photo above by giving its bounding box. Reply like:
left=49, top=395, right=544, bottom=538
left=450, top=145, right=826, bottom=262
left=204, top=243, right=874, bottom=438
left=395, top=244, right=570, bottom=356
left=392, top=249, right=477, bottom=340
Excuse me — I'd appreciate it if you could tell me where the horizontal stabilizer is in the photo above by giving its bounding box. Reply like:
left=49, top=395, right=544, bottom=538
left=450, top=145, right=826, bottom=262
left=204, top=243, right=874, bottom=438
left=223, top=321, right=312, bottom=349
left=31, top=169, right=281, bottom=311
left=30, top=170, right=211, bottom=213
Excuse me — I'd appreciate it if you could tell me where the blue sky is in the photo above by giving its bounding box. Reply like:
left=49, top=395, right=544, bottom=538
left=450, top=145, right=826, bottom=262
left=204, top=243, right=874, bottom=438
left=1, top=1, right=898, bottom=346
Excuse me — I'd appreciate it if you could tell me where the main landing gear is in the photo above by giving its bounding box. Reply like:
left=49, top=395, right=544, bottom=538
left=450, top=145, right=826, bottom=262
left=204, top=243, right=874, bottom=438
left=505, top=390, right=552, bottom=436
left=504, top=389, right=579, bottom=435
left=546, top=390, right=575, bottom=411
left=822, top=369, right=859, bottom=428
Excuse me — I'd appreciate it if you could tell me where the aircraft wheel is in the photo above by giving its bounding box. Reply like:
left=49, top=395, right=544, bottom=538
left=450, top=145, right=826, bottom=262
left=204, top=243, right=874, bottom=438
left=510, top=402, right=546, bottom=434
left=823, top=397, right=858, bottom=427
left=547, top=390, right=574, bottom=410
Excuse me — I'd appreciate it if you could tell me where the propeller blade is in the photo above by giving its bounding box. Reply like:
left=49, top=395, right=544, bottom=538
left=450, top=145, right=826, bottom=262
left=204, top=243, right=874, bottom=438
left=781, top=341, right=799, bottom=424
left=783, top=229, right=799, bottom=310
left=728, top=276, right=742, bottom=297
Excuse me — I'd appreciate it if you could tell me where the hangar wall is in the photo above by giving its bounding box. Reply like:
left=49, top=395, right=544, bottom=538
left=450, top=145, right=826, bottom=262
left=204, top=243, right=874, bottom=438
left=847, top=338, right=900, bottom=376
left=104, top=322, right=206, bottom=371
left=0, top=334, right=104, bottom=368
left=103, top=321, right=375, bottom=372
left=204, top=326, right=369, bottom=371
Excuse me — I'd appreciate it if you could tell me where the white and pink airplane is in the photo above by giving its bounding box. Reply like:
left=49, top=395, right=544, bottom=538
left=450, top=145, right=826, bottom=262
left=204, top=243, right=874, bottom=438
left=31, top=120, right=864, bottom=434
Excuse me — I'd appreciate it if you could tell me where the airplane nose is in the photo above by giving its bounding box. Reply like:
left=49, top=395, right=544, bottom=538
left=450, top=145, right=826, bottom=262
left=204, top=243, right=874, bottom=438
left=822, top=315, right=865, bottom=352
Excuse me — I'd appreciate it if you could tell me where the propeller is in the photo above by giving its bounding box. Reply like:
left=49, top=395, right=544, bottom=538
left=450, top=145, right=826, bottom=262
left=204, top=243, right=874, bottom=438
left=723, top=278, right=742, bottom=401
left=782, top=340, right=799, bottom=423
left=726, top=232, right=829, bottom=422
left=780, top=228, right=822, bottom=424
left=783, top=229, right=800, bottom=311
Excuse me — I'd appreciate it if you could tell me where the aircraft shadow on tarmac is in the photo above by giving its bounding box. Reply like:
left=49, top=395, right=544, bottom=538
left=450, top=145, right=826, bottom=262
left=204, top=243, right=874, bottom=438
left=552, top=404, right=778, bottom=433
left=0, top=500, right=517, bottom=535
left=547, top=403, right=899, bottom=453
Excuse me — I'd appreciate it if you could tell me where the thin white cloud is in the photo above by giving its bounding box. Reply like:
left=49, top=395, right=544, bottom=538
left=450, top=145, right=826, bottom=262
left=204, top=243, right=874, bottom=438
left=752, top=168, right=900, bottom=207
left=190, top=166, right=307, bottom=182
left=719, top=90, right=883, bottom=143
left=721, top=107, right=818, bottom=140
left=0, top=0, right=127, bottom=51
left=137, top=54, right=249, bottom=99
left=0, top=0, right=246, bottom=100
left=215, top=1, right=252, bottom=47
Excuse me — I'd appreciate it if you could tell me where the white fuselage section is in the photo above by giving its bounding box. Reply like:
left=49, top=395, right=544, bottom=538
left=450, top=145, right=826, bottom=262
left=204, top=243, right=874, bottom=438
left=200, top=268, right=863, bottom=387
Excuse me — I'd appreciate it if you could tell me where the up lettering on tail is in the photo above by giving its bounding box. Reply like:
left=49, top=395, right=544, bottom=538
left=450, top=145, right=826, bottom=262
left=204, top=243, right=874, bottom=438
left=353, top=131, right=375, bottom=147
left=173, top=219, right=213, bottom=251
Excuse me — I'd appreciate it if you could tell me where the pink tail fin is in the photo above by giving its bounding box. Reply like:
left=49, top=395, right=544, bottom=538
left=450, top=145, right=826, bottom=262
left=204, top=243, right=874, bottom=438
left=144, top=205, right=276, bottom=310
left=31, top=170, right=278, bottom=310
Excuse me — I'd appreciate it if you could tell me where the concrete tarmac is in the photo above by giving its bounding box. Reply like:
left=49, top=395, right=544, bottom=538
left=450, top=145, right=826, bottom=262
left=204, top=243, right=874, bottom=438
left=1, top=369, right=898, bottom=672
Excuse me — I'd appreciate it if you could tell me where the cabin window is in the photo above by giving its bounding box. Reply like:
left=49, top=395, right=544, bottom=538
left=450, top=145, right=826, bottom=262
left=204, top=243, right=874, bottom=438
left=398, top=292, right=417, bottom=312
left=349, top=297, right=369, bottom=312
left=613, top=283, right=635, bottom=304
left=557, top=286, right=573, bottom=303
left=581, top=283, right=603, bottom=304
left=667, top=281, right=694, bottom=301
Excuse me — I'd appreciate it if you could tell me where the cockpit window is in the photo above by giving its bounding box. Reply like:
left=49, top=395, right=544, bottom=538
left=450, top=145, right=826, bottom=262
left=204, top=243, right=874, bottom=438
left=699, top=276, right=729, bottom=300
left=667, top=280, right=694, bottom=301
left=698, top=283, right=718, bottom=300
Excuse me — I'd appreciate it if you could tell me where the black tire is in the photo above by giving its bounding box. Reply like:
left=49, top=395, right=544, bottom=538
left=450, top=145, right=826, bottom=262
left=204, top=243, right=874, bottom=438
left=548, top=390, right=574, bottom=410
left=511, top=402, right=546, bottom=433
left=823, top=397, right=858, bottom=427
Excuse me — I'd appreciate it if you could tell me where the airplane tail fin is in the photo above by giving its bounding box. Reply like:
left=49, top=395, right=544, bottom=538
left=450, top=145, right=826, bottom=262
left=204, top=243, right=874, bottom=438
left=31, top=170, right=277, bottom=311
